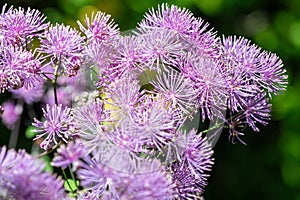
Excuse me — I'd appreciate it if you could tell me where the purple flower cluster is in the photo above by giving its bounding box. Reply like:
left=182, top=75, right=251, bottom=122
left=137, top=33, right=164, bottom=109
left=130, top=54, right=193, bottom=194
left=39, top=23, right=84, bottom=77
left=0, top=100, right=22, bottom=130
left=33, top=104, right=77, bottom=150
left=52, top=139, right=85, bottom=169
left=0, top=5, right=46, bottom=94
left=0, top=45, right=42, bottom=92
left=0, top=4, right=48, bottom=46
left=0, top=146, right=66, bottom=200
left=0, top=3, right=288, bottom=200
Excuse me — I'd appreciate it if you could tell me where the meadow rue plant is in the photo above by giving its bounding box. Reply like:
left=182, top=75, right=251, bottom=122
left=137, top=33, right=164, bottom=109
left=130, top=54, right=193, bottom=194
left=0, top=3, right=287, bottom=200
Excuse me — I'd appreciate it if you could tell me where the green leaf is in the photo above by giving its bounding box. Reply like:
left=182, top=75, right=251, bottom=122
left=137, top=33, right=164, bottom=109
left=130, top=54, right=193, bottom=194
left=64, top=179, right=79, bottom=192
left=25, top=125, right=38, bottom=139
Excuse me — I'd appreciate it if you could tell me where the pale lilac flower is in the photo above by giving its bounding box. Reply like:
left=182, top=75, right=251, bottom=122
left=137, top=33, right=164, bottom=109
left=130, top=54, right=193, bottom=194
left=221, top=36, right=260, bottom=111
left=105, top=73, right=144, bottom=119
left=170, top=161, right=206, bottom=199
left=138, top=3, right=219, bottom=58
left=220, top=36, right=279, bottom=141
left=0, top=146, right=66, bottom=200
left=39, top=23, right=84, bottom=59
left=109, top=125, right=146, bottom=153
left=76, top=153, right=117, bottom=197
left=175, top=129, right=214, bottom=181
left=139, top=28, right=184, bottom=71
left=151, top=68, right=198, bottom=116
left=82, top=42, right=115, bottom=88
left=11, top=78, right=44, bottom=104
left=78, top=11, right=119, bottom=44
left=120, top=169, right=174, bottom=200
left=0, top=44, right=42, bottom=92
left=0, top=146, right=16, bottom=171
left=221, top=36, right=261, bottom=74
left=256, top=51, right=288, bottom=96
left=1, top=101, right=22, bottom=130
left=32, top=104, right=76, bottom=150
left=221, top=36, right=288, bottom=98
left=51, top=139, right=85, bottom=169
left=239, top=92, right=271, bottom=132
left=39, top=23, right=84, bottom=76
left=78, top=147, right=173, bottom=199
left=224, top=69, right=258, bottom=112
left=107, top=35, right=146, bottom=81
left=0, top=4, right=48, bottom=46
left=74, top=99, right=109, bottom=153
left=83, top=42, right=113, bottom=70
left=186, top=18, right=219, bottom=58
left=0, top=146, right=16, bottom=195
left=138, top=4, right=196, bottom=37
left=178, top=54, right=228, bottom=120
left=128, top=96, right=176, bottom=150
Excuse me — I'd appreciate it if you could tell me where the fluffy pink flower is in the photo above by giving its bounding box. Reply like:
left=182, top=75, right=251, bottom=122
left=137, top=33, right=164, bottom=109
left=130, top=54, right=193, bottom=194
left=1, top=101, right=22, bottom=130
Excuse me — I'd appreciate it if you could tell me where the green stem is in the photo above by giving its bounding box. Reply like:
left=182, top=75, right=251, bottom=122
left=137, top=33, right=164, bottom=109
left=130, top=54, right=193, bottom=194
left=201, top=121, right=225, bottom=134
left=68, top=165, right=78, bottom=190
left=41, top=73, right=52, bottom=82
left=62, top=168, right=75, bottom=193
left=53, top=79, right=58, bottom=105
left=53, top=65, right=59, bottom=105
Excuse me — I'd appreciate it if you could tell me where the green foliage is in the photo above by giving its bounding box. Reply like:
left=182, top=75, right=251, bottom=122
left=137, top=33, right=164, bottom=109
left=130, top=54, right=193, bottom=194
left=64, top=179, right=79, bottom=192
left=25, top=125, right=38, bottom=139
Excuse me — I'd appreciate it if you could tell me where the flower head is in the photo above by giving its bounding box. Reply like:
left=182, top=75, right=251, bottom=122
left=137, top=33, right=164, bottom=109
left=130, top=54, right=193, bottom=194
left=120, top=169, right=174, bottom=200
left=221, top=36, right=288, bottom=97
left=0, top=44, right=42, bottom=92
left=127, top=96, right=177, bottom=150
left=105, top=73, right=144, bottom=119
left=138, top=3, right=219, bottom=58
left=178, top=54, right=228, bottom=120
left=170, top=161, right=206, bottom=199
left=107, top=35, right=147, bottom=80
left=39, top=23, right=84, bottom=75
left=76, top=152, right=117, bottom=197
left=139, top=28, right=185, bottom=71
left=11, top=77, right=44, bottom=104
left=0, top=4, right=48, bottom=46
left=151, top=68, right=198, bottom=117
left=1, top=101, right=22, bottom=130
left=74, top=98, right=109, bottom=153
left=78, top=11, right=119, bottom=44
left=256, top=51, right=288, bottom=96
left=33, top=104, right=76, bottom=150
left=138, top=4, right=196, bottom=37
left=51, top=139, right=85, bottom=169
left=175, top=129, right=214, bottom=181
left=0, top=146, right=66, bottom=200
left=239, top=91, right=271, bottom=132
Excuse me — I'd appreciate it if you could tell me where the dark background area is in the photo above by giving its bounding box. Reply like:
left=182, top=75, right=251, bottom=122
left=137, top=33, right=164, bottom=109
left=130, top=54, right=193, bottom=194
left=1, top=0, right=300, bottom=199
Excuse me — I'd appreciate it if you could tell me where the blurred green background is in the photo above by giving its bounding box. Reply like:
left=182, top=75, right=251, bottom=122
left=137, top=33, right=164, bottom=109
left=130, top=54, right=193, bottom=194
left=1, top=0, right=300, bottom=199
